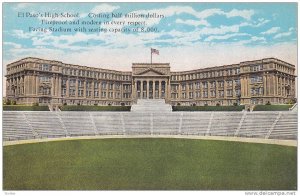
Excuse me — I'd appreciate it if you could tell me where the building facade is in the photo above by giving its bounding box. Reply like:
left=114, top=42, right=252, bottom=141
left=6, top=57, right=296, bottom=106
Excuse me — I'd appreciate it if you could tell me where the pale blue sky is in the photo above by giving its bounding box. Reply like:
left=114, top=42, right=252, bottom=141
left=3, top=2, right=297, bottom=71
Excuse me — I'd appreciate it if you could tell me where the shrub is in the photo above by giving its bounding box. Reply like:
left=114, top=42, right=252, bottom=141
left=3, top=106, right=49, bottom=111
left=216, top=103, right=220, bottom=106
left=266, top=101, right=271, bottom=105
left=63, top=103, right=67, bottom=106
left=32, top=102, right=39, bottom=106
left=5, top=99, right=11, bottom=105
left=172, top=105, right=245, bottom=111
left=287, top=99, right=297, bottom=105
left=11, top=100, right=16, bottom=105
left=60, top=105, right=131, bottom=111
left=253, top=104, right=292, bottom=111
left=177, top=103, right=181, bottom=106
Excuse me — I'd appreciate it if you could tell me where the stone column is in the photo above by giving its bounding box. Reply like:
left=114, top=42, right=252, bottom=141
left=283, top=77, right=286, bottom=97
left=112, top=83, right=116, bottom=99
left=167, top=78, right=171, bottom=101
left=146, top=80, right=149, bottom=99
left=141, top=80, right=144, bottom=99
left=58, top=76, right=61, bottom=97
left=91, top=80, right=95, bottom=98
left=51, top=75, right=55, bottom=96
left=16, top=77, right=19, bottom=95
left=135, top=80, right=138, bottom=100
left=36, top=75, right=39, bottom=95
left=66, top=78, right=69, bottom=97
left=246, top=77, right=249, bottom=97
left=224, top=80, right=227, bottom=98
left=152, top=80, right=155, bottom=99
left=83, top=80, right=86, bottom=97
left=158, top=80, right=162, bottom=99
left=273, top=75, right=277, bottom=96
left=263, top=75, right=267, bottom=96
left=56, top=75, right=59, bottom=96
left=215, top=80, right=219, bottom=98
left=280, top=77, right=282, bottom=96
left=268, top=75, right=272, bottom=96
left=75, top=79, right=78, bottom=98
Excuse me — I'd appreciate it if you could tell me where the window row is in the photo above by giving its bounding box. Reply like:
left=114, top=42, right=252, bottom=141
left=172, top=89, right=239, bottom=99
left=39, top=64, right=52, bottom=71
left=172, top=80, right=240, bottom=91
left=62, top=89, right=127, bottom=99
left=250, top=64, right=263, bottom=72
left=61, top=68, right=131, bottom=80
left=250, top=75, right=263, bottom=83
left=171, top=68, right=240, bottom=81
left=61, top=79, right=129, bottom=90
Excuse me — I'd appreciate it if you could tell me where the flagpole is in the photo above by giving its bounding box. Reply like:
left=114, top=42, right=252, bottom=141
left=150, top=48, right=152, bottom=64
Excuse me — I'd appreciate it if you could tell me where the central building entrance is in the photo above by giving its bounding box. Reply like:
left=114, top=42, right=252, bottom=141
left=132, top=62, right=171, bottom=102
left=136, top=80, right=166, bottom=99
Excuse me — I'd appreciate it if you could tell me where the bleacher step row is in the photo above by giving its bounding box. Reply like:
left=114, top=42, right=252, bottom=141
left=3, top=111, right=297, bottom=141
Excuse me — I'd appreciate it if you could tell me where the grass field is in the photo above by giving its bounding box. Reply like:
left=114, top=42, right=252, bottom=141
left=3, top=138, right=297, bottom=190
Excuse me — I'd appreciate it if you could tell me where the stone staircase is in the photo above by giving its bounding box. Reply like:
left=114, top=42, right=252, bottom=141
left=131, top=99, right=172, bottom=113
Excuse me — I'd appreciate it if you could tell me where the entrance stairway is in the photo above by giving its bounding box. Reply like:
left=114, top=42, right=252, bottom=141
left=131, top=99, right=172, bottom=113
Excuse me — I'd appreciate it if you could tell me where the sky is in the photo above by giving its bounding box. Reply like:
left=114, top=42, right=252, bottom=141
left=3, top=2, right=297, bottom=73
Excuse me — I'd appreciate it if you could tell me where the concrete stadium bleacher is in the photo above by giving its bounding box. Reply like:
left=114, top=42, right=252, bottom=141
left=269, top=112, right=297, bottom=140
left=3, top=110, right=297, bottom=141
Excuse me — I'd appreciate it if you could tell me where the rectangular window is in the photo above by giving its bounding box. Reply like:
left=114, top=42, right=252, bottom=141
left=210, top=81, right=216, bottom=88
left=195, top=82, right=200, bottom=89
left=69, top=89, right=75, bottom=96
left=189, top=83, right=193, bottom=90
left=227, top=90, right=233, bottom=96
left=210, top=90, right=216, bottom=97
left=189, top=92, right=193, bottom=99
left=171, top=85, right=178, bottom=91
left=109, top=83, right=114, bottom=90
left=94, top=82, right=99, bottom=89
left=115, top=82, right=120, bottom=90
left=102, top=82, right=107, bottom=89
left=218, top=90, right=224, bottom=97
left=181, top=84, right=186, bottom=91
left=62, top=88, right=66, bottom=96
left=39, top=76, right=51, bottom=83
left=218, top=81, right=224, bottom=88
left=227, top=80, right=233, bottom=87
left=78, top=90, right=84, bottom=97
left=39, top=64, right=52, bottom=71
left=250, top=75, right=263, bottom=83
